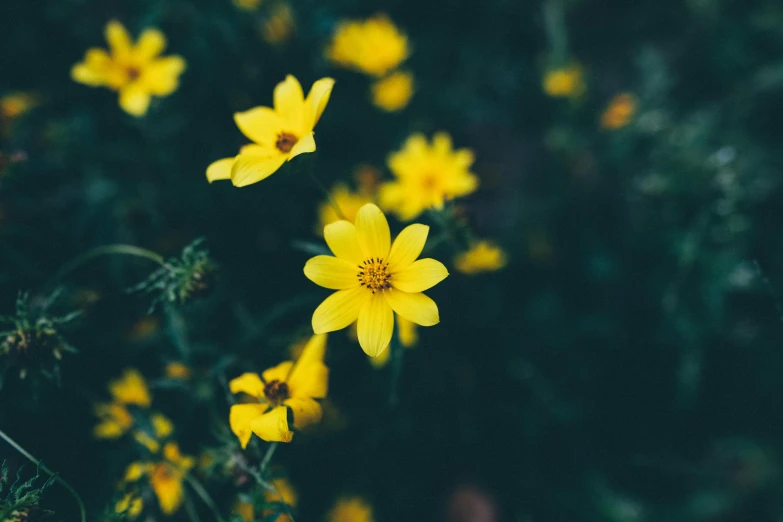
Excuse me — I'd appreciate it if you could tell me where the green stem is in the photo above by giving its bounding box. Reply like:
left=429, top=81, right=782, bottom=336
left=260, top=442, right=278, bottom=473
left=184, top=474, right=226, bottom=522
left=308, top=169, right=347, bottom=221
left=54, top=244, right=167, bottom=283
left=0, top=429, right=86, bottom=522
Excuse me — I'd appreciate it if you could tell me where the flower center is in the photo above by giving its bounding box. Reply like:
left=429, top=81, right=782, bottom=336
left=421, top=173, right=438, bottom=191
left=263, top=379, right=290, bottom=403
left=357, top=258, right=391, bottom=293
left=127, top=66, right=142, bottom=81
left=275, top=132, right=298, bottom=153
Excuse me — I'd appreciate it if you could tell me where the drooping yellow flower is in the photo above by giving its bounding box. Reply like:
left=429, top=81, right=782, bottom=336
left=165, top=362, right=191, bottom=380
left=305, top=204, right=448, bottom=357
left=71, top=20, right=186, bottom=117
left=379, top=133, right=478, bottom=221
left=234, top=0, right=262, bottom=11
left=229, top=334, right=328, bottom=446
left=600, top=92, right=636, bottom=130
left=206, top=75, right=334, bottom=187
left=262, top=3, right=295, bottom=44
left=123, top=442, right=195, bottom=516
left=115, top=493, right=143, bottom=519
left=327, top=497, right=374, bottom=522
left=326, top=14, right=409, bottom=77
left=542, top=64, right=585, bottom=98
left=109, top=369, right=152, bottom=406
left=371, top=71, right=414, bottom=112
left=454, top=241, right=508, bottom=275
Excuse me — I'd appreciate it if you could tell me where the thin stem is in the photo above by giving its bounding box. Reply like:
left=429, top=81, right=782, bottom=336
left=55, top=244, right=167, bottom=283
left=184, top=474, right=226, bottom=522
left=308, top=169, right=346, bottom=221
left=260, top=442, right=278, bottom=474
left=0, top=429, right=87, bottom=522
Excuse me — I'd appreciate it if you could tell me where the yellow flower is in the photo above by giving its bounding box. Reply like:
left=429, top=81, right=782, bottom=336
left=327, top=497, right=374, bottom=522
left=262, top=3, right=295, bottom=44
left=93, top=403, right=134, bottom=438
left=264, top=477, right=298, bottom=521
left=233, top=499, right=255, bottom=522
left=234, top=0, right=261, bottom=11
left=115, top=493, right=143, bottom=519
left=326, top=14, right=409, bottom=77
left=0, top=92, right=39, bottom=119
left=123, top=442, right=195, bottom=516
left=71, top=20, right=186, bottom=117
left=206, top=75, right=334, bottom=187
left=133, top=412, right=175, bottom=453
left=93, top=368, right=152, bottom=439
left=379, top=133, right=478, bottom=221
left=318, top=183, right=374, bottom=233
left=109, top=369, right=151, bottom=406
left=229, top=334, right=328, bottom=446
left=454, top=241, right=507, bottom=274
left=542, top=64, right=585, bottom=98
left=165, top=362, right=191, bottom=379
left=371, top=71, right=414, bottom=112
left=600, top=92, right=636, bottom=130
left=305, top=204, right=448, bottom=357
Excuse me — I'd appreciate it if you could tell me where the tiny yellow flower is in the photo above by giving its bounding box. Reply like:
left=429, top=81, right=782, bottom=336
left=93, top=403, right=134, bottom=439
left=262, top=3, right=295, bottom=44
left=454, top=241, right=507, bottom=275
left=542, top=64, right=585, bottom=98
left=305, top=204, right=448, bottom=357
left=326, top=14, right=409, bottom=77
left=71, top=20, right=186, bottom=117
left=379, top=133, right=478, bottom=221
left=123, top=442, right=195, bottom=516
left=327, top=497, right=374, bottom=522
left=318, top=183, right=374, bottom=233
left=600, top=92, right=636, bottom=130
left=94, top=368, right=152, bottom=439
left=229, top=334, right=329, bottom=446
left=115, top=493, right=143, bottom=519
left=0, top=92, right=39, bottom=119
left=206, top=75, right=334, bottom=187
left=233, top=0, right=262, bottom=11
left=109, top=369, right=151, bottom=406
left=371, top=71, right=414, bottom=112
left=165, top=361, right=191, bottom=379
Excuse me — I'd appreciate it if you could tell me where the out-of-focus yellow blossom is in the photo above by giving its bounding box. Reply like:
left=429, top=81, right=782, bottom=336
left=600, top=92, right=636, bottom=130
left=71, top=20, right=186, bottom=117
left=93, top=403, right=134, bottom=438
left=454, top=241, right=507, bottom=275
left=94, top=369, right=152, bottom=439
left=233, top=499, right=255, bottom=521
left=262, top=3, right=295, bottom=44
left=368, top=316, right=418, bottom=368
left=305, top=204, right=448, bottom=357
left=109, top=369, right=151, bottom=406
left=133, top=412, right=175, bottom=453
left=318, top=184, right=374, bottom=233
left=123, top=442, right=195, bottom=516
left=234, top=0, right=261, bottom=11
left=542, top=64, right=585, bottom=98
left=126, top=316, right=160, bottom=341
left=326, top=14, right=409, bottom=77
left=0, top=92, right=39, bottom=119
left=264, top=477, right=298, bottom=521
left=371, top=71, right=414, bottom=112
left=327, top=497, right=374, bottom=522
left=115, top=493, right=143, bottom=519
left=206, top=75, right=334, bottom=187
left=165, top=361, right=191, bottom=379
left=379, top=133, right=478, bottom=221
left=229, top=334, right=328, bottom=446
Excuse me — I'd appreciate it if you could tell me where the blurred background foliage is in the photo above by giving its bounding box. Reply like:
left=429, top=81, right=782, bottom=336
left=2, top=0, right=783, bottom=521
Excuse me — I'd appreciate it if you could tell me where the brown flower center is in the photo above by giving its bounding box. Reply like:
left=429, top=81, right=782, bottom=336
left=421, top=173, right=438, bottom=190
left=357, top=258, right=391, bottom=293
left=275, top=132, right=298, bottom=153
left=127, top=66, right=142, bottom=81
left=264, top=379, right=290, bottom=403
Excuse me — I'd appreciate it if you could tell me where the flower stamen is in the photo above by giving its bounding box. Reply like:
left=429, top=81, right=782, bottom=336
left=357, top=258, right=391, bottom=294
left=263, top=379, right=290, bottom=403
left=275, top=132, right=298, bottom=153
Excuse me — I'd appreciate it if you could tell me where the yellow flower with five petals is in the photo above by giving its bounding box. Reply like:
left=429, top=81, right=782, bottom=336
left=305, top=204, right=448, bottom=357
left=206, top=75, right=334, bottom=187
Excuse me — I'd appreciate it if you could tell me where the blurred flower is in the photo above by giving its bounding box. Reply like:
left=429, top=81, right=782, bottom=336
left=264, top=477, right=298, bottom=521
left=110, top=369, right=152, bottom=406
left=600, top=93, right=637, bottom=130
left=94, top=403, right=134, bottom=439
left=305, top=204, right=448, bottom=357
left=206, top=75, right=334, bottom=187
left=542, top=64, right=585, bottom=98
left=262, top=3, right=295, bottom=44
left=229, top=334, right=328, bottom=446
left=326, top=14, right=409, bottom=77
left=233, top=499, right=255, bottom=521
left=454, top=241, right=507, bottom=275
left=71, top=20, right=186, bottom=117
left=94, top=369, right=151, bottom=439
left=318, top=183, right=375, bottom=233
left=122, top=442, right=195, bottom=515
left=371, top=71, right=414, bottom=112
left=234, top=0, right=261, bottom=11
left=0, top=92, right=39, bottom=119
left=126, top=316, right=160, bottom=341
left=379, top=133, right=478, bottom=221
left=327, top=496, right=374, bottom=522
left=133, top=413, right=175, bottom=453
left=165, top=362, right=191, bottom=380
left=115, top=493, right=143, bottom=519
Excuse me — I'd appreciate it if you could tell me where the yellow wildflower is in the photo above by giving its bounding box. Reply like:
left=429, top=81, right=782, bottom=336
left=318, top=183, right=374, bottom=233
left=94, top=369, right=152, bottom=439
left=133, top=412, right=175, bottom=453
left=229, top=334, right=328, bottom=446
left=115, top=493, right=143, bottom=519
left=165, top=362, right=191, bottom=379
left=371, top=71, right=414, bottom=112
left=454, top=241, right=507, bottom=274
left=123, top=442, right=195, bottom=515
left=326, top=14, right=409, bottom=77
left=109, top=369, right=151, bottom=406
left=542, top=64, right=585, bottom=98
left=379, top=133, right=478, bottom=221
left=600, top=92, right=636, bottom=130
left=264, top=477, right=298, bottom=521
left=234, top=0, right=261, bottom=11
left=305, top=204, right=448, bottom=357
left=206, top=75, right=334, bottom=187
left=327, top=497, right=374, bottom=522
left=262, top=3, right=295, bottom=44
left=0, top=92, right=39, bottom=119
left=233, top=499, right=255, bottom=521
left=71, top=20, right=186, bottom=117
left=93, top=403, right=134, bottom=438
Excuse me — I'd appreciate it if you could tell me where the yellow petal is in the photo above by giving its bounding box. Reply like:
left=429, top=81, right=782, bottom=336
left=250, top=405, right=293, bottom=442
left=105, top=20, right=132, bottom=61
left=230, top=153, right=287, bottom=187
left=109, top=369, right=151, bottom=406
left=230, top=403, right=269, bottom=449
left=229, top=373, right=265, bottom=398
left=133, top=431, right=160, bottom=453
left=150, top=464, right=184, bottom=515
left=273, top=75, right=304, bottom=131
left=391, top=258, right=448, bottom=293
left=287, top=334, right=328, bottom=399
left=234, top=107, right=287, bottom=146
left=324, top=220, right=364, bottom=264
left=312, top=286, right=370, bottom=334
left=71, top=49, right=113, bottom=86
left=368, top=343, right=391, bottom=368
left=261, top=361, right=294, bottom=385
left=140, top=56, right=186, bottom=96
left=304, top=255, right=360, bottom=290
left=304, top=77, right=335, bottom=129
left=152, top=413, right=174, bottom=439
left=206, top=157, right=235, bottom=183
left=384, top=289, right=439, bottom=326
left=397, top=316, right=419, bottom=347
left=284, top=397, right=323, bottom=429
left=387, top=224, right=429, bottom=271
left=354, top=204, right=390, bottom=260
left=134, top=29, right=166, bottom=62
left=124, top=462, right=147, bottom=482
left=119, top=84, right=151, bottom=117
left=287, top=132, right=316, bottom=159
left=357, top=294, right=393, bottom=357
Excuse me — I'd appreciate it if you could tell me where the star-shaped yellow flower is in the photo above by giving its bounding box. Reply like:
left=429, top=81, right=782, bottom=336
left=305, top=204, right=448, bottom=357
left=229, top=334, right=328, bottom=446
left=71, top=20, right=186, bottom=117
left=206, top=75, right=334, bottom=187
